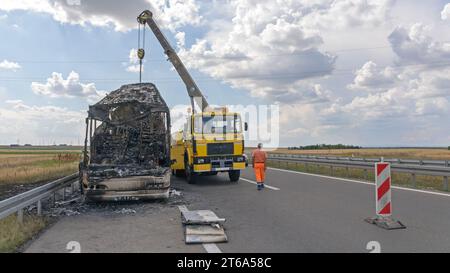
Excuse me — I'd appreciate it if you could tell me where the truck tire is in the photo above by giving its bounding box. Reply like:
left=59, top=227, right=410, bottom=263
left=228, top=170, right=240, bottom=182
left=175, top=169, right=185, bottom=177
left=185, top=157, right=196, bottom=184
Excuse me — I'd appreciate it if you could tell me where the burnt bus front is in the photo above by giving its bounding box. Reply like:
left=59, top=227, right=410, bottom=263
left=79, top=83, right=171, bottom=201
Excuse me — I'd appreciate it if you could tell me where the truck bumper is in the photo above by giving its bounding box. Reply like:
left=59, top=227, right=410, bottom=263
left=86, top=188, right=169, bottom=202
left=84, top=171, right=170, bottom=202
left=193, top=162, right=246, bottom=172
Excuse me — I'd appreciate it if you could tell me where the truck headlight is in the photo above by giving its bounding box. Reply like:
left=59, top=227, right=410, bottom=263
left=198, top=158, right=205, bottom=164
left=234, top=156, right=244, bottom=162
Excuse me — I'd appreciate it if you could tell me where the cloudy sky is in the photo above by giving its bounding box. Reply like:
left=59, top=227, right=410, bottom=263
left=0, top=0, right=449, bottom=147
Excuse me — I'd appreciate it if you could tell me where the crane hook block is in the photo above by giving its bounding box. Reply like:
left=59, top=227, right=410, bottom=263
left=137, top=48, right=145, bottom=60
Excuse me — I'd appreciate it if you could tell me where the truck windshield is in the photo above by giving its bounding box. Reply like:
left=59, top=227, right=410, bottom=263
left=194, top=115, right=242, bottom=134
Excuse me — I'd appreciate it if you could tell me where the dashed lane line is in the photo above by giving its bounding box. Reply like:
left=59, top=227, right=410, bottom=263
left=239, top=177, right=280, bottom=191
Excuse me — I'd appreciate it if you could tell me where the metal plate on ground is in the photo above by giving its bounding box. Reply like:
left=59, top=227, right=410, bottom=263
left=181, top=210, right=226, bottom=224
left=185, top=224, right=228, bottom=244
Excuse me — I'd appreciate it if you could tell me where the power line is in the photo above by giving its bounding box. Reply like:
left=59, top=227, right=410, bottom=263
left=8, top=41, right=450, bottom=64
left=1, top=61, right=449, bottom=83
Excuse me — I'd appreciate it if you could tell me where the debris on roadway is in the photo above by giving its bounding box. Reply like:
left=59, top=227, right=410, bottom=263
left=180, top=208, right=228, bottom=244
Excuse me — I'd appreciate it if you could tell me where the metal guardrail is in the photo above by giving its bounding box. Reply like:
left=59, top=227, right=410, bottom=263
left=0, top=173, right=79, bottom=223
left=246, top=153, right=450, bottom=191
left=268, top=153, right=450, bottom=167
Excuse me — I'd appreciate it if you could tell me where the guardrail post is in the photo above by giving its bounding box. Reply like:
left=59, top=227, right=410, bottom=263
left=444, top=176, right=449, bottom=192
left=363, top=169, right=368, bottom=181
left=37, top=200, right=42, bottom=216
left=62, top=187, right=66, bottom=201
left=17, top=209, right=23, bottom=224
left=346, top=166, right=349, bottom=177
left=330, top=165, right=333, bottom=176
left=411, top=173, right=416, bottom=188
left=446, top=160, right=449, bottom=167
left=52, top=192, right=56, bottom=205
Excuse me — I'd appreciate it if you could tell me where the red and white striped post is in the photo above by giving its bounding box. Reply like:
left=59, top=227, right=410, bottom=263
left=375, top=162, right=392, bottom=216
left=365, top=161, right=406, bottom=229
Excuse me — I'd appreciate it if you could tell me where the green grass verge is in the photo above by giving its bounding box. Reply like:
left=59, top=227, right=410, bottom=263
left=0, top=214, right=48, bottom=253
left=267, top=159, right=448, bottom=192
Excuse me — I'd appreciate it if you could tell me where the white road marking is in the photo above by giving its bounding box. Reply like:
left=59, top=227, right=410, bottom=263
left=240, top=177, right=280, bottom=191
left=268, top=167, right=450, bottom=198
left=177, top=205, right=223, bottom=253
left=203, top=243, right=222, bottom=253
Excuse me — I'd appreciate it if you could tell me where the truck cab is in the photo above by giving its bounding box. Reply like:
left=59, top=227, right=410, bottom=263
left=171, top=108, right=247, bottom=183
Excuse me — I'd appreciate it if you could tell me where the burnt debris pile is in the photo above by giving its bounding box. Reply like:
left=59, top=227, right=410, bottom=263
left=87, top=83, right=171, bottom=174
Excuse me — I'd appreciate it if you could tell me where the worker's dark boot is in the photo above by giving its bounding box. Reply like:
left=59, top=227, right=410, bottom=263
left=257, top=183, right=262, bottom=190
left=261, top=183, right=265, bottom=189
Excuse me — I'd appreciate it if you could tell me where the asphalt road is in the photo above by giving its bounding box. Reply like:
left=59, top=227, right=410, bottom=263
left=25, top=167, right=450, bottom=253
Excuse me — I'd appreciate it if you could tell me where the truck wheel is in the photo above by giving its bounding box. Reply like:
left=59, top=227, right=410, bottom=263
left=228, top=170, right=240, bottom=182
left=186, top=166, right=197, bottom=184
left=185, top=157, right=196, bottom=184
left=175, top=170, right=185, bottom=177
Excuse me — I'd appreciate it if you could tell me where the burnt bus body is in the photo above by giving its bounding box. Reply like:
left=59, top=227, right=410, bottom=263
left=79, top=83, right=171, bottom=201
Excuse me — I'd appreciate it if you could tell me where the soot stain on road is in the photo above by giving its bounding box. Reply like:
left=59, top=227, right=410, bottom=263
left=46, top=187, right=188, bottom=219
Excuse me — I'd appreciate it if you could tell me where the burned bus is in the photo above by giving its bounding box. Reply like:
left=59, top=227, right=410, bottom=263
left=79, top=83, right=171, bottom=201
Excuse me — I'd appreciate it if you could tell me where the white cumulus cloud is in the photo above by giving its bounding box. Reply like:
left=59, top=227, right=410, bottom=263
left=441, top=3, right=450, bottom=21
left=125, top=48, right=143, bottom=73
left=388, top=23, right=450, bottom=64
left=0, top=0, right=202, bottom=32
left=31, top=71, right=105, bottom=102
left=0, top=100, right=86, bottom=145
left=348, top=61, right=398, bottom=91
left=0, top=60, right=21, bottom=71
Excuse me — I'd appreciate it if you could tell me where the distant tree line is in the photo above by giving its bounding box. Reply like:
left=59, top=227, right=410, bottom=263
left=287, top=144, right=362, bottom=150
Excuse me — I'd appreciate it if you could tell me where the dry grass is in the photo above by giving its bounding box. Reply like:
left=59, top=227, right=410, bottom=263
left=268, top=159, right=448, bottom=192
left=263, top=148, right=450, bottom=160
left=0, top=152, right=80, bottom=186
left=0, top=214, right=48, bottom=253
left=0, top=148, right=80, bottom=252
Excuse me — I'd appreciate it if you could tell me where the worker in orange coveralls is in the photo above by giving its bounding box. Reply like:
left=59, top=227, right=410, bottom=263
left=252, top=143, right=267, bottom=190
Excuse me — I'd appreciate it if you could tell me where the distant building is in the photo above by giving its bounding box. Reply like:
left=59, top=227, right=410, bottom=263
left=24, top=144, right=32, bottom=146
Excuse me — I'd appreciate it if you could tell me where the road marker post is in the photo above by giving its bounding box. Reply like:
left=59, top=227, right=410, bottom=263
left=365, top=162, right=406, bottom=230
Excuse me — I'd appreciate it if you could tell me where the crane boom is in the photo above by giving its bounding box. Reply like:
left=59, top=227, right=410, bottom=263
left=137, top=10, right=209, bottom=112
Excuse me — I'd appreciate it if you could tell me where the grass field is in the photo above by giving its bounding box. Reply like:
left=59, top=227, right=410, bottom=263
left=0, top=214, right=48, bottom=253
left=0, top=146, right=81, bottom=252
left=0, top=148, right=81, bottom=186
left=267, top=158, right=448, bottom=192
left=244, top=148, right=450, bottom=192
left=261, top=148, right=450, bottom=160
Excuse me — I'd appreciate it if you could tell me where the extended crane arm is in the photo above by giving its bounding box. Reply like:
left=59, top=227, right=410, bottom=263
left=137, top=10, right=209, bottom=112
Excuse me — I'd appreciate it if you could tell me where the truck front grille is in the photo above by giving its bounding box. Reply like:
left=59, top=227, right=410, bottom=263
left=207, top=143, right=233, bottom=155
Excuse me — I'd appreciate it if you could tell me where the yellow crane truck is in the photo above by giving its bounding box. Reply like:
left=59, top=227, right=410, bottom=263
left=137, top=10, right=247, bottom=184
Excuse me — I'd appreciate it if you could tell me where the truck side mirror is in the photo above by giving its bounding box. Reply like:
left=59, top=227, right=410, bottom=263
left=244, top=122, right=248, bottom=131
